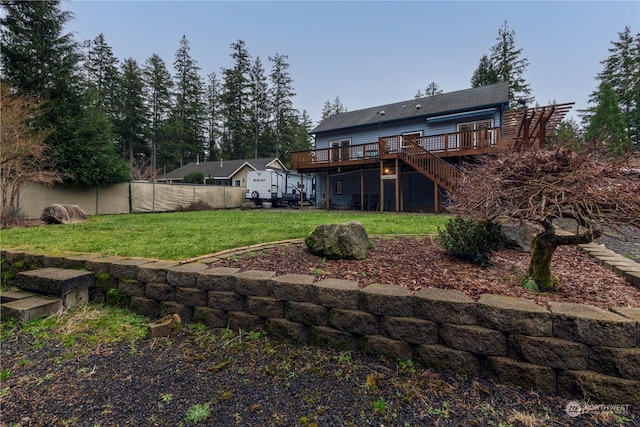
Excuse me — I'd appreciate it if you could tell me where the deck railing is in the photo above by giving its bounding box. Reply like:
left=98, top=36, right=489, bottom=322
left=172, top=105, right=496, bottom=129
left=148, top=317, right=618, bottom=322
left=291, top=128, right=503, bottom=170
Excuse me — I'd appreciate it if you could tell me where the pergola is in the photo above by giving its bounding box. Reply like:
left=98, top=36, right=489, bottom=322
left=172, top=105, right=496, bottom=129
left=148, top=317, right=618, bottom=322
left=502, top=102, right=575, bottom=149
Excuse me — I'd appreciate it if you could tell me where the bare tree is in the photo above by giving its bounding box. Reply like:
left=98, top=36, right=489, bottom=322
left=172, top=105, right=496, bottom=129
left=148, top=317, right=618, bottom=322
left=0, top=83, right=59, bottom=222
left=448, top=143, right=640, bottom=291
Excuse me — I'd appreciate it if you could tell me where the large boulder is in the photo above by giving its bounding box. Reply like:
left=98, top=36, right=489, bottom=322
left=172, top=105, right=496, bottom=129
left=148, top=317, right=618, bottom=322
left=305, top=221, right=370, bottom=260
left=498, top=217, right=543, bottom=252
left=41, top=204, right=88, bottom=225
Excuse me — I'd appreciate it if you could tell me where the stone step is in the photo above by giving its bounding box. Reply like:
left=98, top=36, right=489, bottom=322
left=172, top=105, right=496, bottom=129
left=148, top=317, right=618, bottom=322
left=0, top=290, right=39, bottom=303
left=16, top=267, right=95, bottom=294
left=15, top=267, right=94, bottom=308
left=1, top=295, right=62, bottom=323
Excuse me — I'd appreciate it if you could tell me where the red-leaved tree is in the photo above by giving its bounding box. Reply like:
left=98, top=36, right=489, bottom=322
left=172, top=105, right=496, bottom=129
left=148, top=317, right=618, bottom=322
left=0, top=83, right=59, bottom=226
left=447, top=144, right=640, bottom=291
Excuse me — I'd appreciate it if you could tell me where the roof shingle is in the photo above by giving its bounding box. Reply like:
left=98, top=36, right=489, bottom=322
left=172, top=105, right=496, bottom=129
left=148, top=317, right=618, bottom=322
left=312, top=82, right=509, bottom=134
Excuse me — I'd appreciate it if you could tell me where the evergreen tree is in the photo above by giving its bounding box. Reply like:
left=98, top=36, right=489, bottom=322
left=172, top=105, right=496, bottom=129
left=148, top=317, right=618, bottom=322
left=204, top=71, right=222, bottom=161
left=490, top=22, right=533, bottom=107
left=585, top=27, right=640, bottom=146
left=470, top=54, right=499, bottom=88
left=424, top=81, right=443, bottom=97
left=220, top=39, right=252, bottom=160
left=86, top=33, right=120, bottom=118
left=471, top=22, right=533, bottom=107
left=585, top=81, right=629, bottom=154
left=321, top=99, right=334, bottom=119
left=0, top=0, right=129, bottom=185
left=553, top=118, right=584, bottom=151
left=170, top=35, right=206, bottom=166
left=115, top=58, right=149, bottom=169
left=269, top=53, right=297, bottom=159
left=320, top=96, right=347, bottom=119
left=142, top=53, right=174, bottom=178
left=249, top=56, right=272, bottom=158
left=294, top=110, right=314, bottom=151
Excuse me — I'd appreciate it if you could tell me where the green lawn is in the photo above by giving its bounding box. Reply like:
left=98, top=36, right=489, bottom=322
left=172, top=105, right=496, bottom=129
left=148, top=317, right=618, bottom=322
left=0, top=210, right=449, bottom=261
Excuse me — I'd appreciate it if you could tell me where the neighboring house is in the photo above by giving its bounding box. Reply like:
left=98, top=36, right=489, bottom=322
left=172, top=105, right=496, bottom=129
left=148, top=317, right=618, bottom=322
left=291, top=82, right=573, bottom=212
left=157, top=158, right=287, bottom=186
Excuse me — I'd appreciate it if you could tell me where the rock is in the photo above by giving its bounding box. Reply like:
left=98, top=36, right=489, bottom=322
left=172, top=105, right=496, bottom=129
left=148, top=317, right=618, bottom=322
left=497, top=217, right=543, bottom=252
left=305, top=221, right=369, bottom=260
left=41, top=204, right=88, bottom=225
left=241, top=201, right=256, bottom=210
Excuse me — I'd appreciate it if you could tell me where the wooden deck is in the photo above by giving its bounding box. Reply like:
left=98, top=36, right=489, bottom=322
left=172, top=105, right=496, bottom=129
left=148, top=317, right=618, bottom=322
left=291, top=128, right=507, bottom=171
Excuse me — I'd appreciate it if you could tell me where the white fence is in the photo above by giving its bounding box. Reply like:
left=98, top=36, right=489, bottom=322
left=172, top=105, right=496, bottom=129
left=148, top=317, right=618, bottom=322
left=13, top=182, right=246, bottom=218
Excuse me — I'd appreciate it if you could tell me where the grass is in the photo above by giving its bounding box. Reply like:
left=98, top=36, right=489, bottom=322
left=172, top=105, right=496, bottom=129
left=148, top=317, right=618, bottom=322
left=0, top=209, right=448, bottom=261
left=0, top=304, right=148, bottom=351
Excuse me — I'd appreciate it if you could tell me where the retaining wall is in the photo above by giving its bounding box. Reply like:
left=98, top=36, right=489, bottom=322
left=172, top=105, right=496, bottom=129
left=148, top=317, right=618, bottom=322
left=2, top=249, right=638, bottom=404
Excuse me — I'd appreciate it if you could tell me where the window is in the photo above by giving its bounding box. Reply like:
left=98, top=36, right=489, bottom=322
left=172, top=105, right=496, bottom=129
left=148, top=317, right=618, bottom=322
left=234, top=179, right=241, bottom=187
left=457, top=119, right=494, bottom=148
left=333, top=180, right=343, bottom=195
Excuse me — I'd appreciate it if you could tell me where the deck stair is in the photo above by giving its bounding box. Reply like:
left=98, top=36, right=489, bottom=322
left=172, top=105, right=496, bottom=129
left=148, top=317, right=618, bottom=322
left=1, top=268, right=94, bottom=322
left=398, top=138, right=461, bottom=191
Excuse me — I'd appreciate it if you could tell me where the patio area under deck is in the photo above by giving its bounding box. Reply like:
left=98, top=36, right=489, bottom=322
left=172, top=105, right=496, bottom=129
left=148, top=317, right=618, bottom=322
left=291, top=128, right=506, bottom=213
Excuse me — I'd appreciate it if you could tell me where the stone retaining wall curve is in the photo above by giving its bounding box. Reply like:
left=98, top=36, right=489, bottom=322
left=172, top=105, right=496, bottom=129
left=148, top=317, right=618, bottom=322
left=2, top=249, right=638, bottom=404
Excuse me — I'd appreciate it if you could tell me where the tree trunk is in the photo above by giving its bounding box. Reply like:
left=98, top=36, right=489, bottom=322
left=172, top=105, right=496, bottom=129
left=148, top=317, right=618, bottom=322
left=528, top=219, right=601, bottom=292
left=528, top=233, right=558, bottom=292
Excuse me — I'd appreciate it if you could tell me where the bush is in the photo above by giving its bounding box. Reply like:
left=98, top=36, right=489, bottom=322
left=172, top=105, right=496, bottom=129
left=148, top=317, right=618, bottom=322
left=0, top=207, right=26, bottom=229
left=438, top=216, right=507, bottom=266
left=183, top=171, right=204, bottom=184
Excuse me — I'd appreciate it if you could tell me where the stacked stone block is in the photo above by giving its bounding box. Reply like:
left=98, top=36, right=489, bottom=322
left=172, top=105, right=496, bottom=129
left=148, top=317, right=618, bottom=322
left=2, top=248, right=638, bottom=404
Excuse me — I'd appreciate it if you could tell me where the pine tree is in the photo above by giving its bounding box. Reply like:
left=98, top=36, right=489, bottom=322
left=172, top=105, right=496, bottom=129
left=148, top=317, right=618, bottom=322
left=585, top=81, right=629, bottom=154
left=115, top=58, right=149, bottom=169
left=424, top=82, right=443, bottom=96
left=86, top=33, right=120, bottom=118
left=171, top=35, right=206, bottom=166
left=321, top=99, right=334, bottom=119
left=470, top=54, right=499, bottom=88
left=0, top=0, right=129, bottom=185
left=204, top=71, right=222, bottom=161
left=249, top=56, right=271, bottom=158
left=490, top=22, right=533, bottom=107
left=269, top=53, right=298, bottom=159
left=586, top=27, right=640, bottom=146
left=320, top=96, right=347, bottom=120
left=220, top=40, right=252, bottom=160
left=142, top=53, right=174, bottom=179
left=471, top=22, right=533, bottom=107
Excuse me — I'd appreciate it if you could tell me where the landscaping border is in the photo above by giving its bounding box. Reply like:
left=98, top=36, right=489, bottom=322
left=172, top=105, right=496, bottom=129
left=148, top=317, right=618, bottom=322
left=2, top=241, right=639, bottom=405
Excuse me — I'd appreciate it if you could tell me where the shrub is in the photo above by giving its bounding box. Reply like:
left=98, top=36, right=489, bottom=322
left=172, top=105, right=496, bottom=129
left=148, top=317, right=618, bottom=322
left=438, top=216, right=507, bottom=266
left=183, top=171, right=204, bottom=184
left=0, top=207, right=26, bottom=229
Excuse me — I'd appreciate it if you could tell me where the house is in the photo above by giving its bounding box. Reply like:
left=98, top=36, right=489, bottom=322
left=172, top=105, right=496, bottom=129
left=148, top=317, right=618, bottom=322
left=157, top=158, right=287, bottom=186
left=291, top=82, right=573, bottom=212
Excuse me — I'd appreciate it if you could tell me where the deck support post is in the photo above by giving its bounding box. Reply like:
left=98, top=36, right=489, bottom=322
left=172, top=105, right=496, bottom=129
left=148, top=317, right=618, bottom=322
left=394, top=158, right=400, bottom=212
left=326, top=172, right=331, bottom=210
left=360, top=168, right=364, bottom=211
left=379, top=160, right=384, bottom=212
left=434, top=181, right=440, bottom=213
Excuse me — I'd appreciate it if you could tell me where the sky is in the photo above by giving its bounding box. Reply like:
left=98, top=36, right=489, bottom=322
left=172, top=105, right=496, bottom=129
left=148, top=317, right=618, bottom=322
left=64, top=1, right=639, bottom=125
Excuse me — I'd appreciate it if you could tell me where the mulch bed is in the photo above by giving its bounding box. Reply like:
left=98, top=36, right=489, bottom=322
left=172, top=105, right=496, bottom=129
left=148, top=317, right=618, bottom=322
left=215, top=237, right=640, bottom=309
